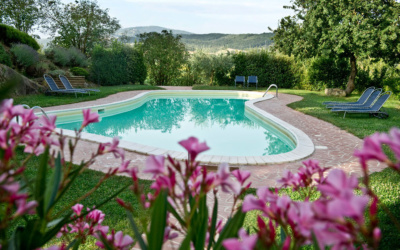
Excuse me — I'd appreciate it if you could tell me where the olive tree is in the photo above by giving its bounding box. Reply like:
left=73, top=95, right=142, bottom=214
left=0, top=0, right=54, bottom=34
left=43, top=0, right=120, bottom=54
left=272, top=0, right=400, bottom=95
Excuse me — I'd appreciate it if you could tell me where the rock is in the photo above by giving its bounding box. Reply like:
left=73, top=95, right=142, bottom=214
left=0, top=64, right=44, bottom=96
left=325, top=88, right=346, bottom=97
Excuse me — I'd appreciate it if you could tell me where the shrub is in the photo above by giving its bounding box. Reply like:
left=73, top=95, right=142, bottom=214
left=45, top=46, right=70, bottom=67
left=0, top=43, right=12, bottom=67
left=90, top=42, right=147, bottom=86
left=0, top=24, right=40, bottom=50
left=48, top=69, right=67, bottom=78
left=306, top=56, right=350, bottom=90
left=70, top=67, right=89, bottom=78
left=67, top=47, right=88, bottom=67
left=10, top=43, right=39, bottom=68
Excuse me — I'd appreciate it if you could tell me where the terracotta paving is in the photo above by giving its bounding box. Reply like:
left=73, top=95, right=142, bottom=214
left=44, top=86, right=384, bottom=249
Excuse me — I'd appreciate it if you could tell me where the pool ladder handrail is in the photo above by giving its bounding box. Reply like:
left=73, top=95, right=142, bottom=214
left=20, top=104, right=50, bottom=121
left=263, top=84, right=278, bottom=98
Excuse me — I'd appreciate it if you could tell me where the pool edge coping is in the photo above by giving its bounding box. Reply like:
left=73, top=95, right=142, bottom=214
left=50, top=90, right=314, bottom=166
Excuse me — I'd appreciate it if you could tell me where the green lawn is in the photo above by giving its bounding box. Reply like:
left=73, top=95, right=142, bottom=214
left=12, top=84, right=163, bottom=108
left=193, top=85, right=400, bottom=139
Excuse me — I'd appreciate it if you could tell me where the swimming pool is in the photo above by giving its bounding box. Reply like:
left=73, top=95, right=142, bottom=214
left=49, top=90, right=314, bottom=165
left=58, top=98, right=295, bottom=156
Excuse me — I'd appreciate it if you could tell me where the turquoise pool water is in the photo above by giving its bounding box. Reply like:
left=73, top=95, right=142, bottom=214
left=57, top=98, right=295, bottom=156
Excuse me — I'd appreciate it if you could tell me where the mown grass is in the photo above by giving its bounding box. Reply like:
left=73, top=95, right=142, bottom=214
left=12, top=84, right=163, bottom=108
left=192, top=86, right=400, bottom=139
left=13, top=147, right=152, bottom=249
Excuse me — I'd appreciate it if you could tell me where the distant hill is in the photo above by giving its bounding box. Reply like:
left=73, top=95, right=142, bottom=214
left=180, top=33, right=274, bottom=52
left=115, top=26, right=274, bottom=52
left=115, top=26, right=193, bottom=37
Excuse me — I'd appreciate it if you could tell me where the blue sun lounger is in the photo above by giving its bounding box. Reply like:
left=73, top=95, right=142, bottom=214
left=323, top=86, right=375, bottom=106
left=326, top=89, right=382, bottom=109
left=331, top=91, right=391, bottom=118
left=59, top=75, right=100, bottom=95
left=43, top=74, right=88, bottom=98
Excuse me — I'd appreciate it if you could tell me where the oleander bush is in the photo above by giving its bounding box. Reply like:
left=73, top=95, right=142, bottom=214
left=10, top=43, right=39, bottom=68
left=0, top=24, right=40, bottom=50
left=0, top=43, right=12, bottom=67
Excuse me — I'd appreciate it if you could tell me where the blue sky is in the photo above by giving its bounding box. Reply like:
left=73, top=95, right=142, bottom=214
left=61, top=0, right=294, bottom=34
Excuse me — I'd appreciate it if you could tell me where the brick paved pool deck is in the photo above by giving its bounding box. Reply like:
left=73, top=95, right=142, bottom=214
left=44, top=86, right=384, bottom=248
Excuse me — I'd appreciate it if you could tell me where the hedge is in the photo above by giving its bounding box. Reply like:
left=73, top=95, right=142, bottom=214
left=90, top=42, right=147, bottom=86
left=0, top=24, right=40, bottom=50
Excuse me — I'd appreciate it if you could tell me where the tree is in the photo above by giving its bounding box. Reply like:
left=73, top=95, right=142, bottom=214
left=139, top=30, right=188, bottom=85
left=43, top=0, right=120, bottom=54
left=0, top=0, right=54, bottom=34
left=272, top=0, right=400, bottom=95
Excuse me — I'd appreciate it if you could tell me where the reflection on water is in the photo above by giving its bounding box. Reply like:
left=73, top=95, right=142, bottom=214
left=58, top=98, right=295, bottom=156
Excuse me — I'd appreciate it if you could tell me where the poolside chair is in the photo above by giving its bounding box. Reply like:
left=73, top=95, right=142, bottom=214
left=247, top=75, right=258, bottom=89
left=59, top=75, right=100, bottom=95
left=43, top=74, right=88, bottom=98
left=326, top=89, right=382, bottom=109
left=235, top=76, right=245, bottom=88
left=323, top=86, right=375, bottom=106
left=331, top=91, right=391, bottom=118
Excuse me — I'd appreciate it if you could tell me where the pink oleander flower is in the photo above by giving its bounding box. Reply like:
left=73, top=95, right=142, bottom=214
left=279, top=160, right=328, bottom=190
left=37, top=115, right=57, bottom=132
left=242, top=187, right=278, bottom=213
left=354, top=133, right=389, bottom=169
left=223, top=228, right=258, bottom=250
left=381, top=127, right=400, bottom=161
left=72, top=204, right=84, bottom=216
left=0, top=130, right=7, bottom=148
left=87, top=209, right=105, bottom=224
left=96, top=230, right=134, bottom=250
left=81, top=109, right=99, bottom=129
left=179, top=136, right=209, bottom=160
left=44, top=244, right=66, bottom=250
left=14, top=199, right=38, bottom=217
left=232, top=169, right=251, bottom=186
left=215, top=163, right=241, bottom=195
left=164, top=226, right=179, bottom=241
left=144, top=155, right=167, bottom=176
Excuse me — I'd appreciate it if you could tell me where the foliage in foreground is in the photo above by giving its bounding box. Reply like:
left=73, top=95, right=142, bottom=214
left=1, top=94, right=400, bottom=249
